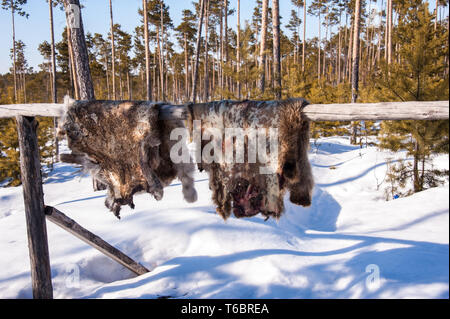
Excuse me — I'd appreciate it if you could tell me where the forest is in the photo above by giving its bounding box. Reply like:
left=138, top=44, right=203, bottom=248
left=0, top=0, right=449, bottom=197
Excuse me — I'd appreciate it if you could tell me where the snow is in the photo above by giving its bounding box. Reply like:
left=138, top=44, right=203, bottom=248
left=0, top=136, right=448, bottom=299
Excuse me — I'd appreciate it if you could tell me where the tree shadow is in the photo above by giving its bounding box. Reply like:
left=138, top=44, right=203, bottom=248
left=55, top=194, right=106, bottom=206
left=43, top=163, right=85, bottom=184
left=310, top=138, right=361, bottom=155
left=316, top=160, right=402, bottom=187
left=312, top=154, right=367, bottom=168
left=85, top=230, right=448, bottom=298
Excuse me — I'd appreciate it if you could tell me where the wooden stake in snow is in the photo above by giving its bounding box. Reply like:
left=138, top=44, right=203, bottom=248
left=16, top=116, right=53, bottom=299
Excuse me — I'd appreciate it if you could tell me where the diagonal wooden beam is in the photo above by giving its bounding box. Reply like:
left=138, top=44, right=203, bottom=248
left=44, top=206, right=150, bottom=276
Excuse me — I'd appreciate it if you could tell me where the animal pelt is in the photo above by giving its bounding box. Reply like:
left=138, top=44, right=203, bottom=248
left=58, top=96, right=197, bottom=218
left=188, top=98, right=314, bottom=220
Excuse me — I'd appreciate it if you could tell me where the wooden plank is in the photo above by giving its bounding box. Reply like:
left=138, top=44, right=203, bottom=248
left=16, top=116, right=53, bottom=299
left=1, top=103, right=65, bottom=118
left=304, top=101, right=449, bottom=121
left=1, top=100, right=449, bottom=120
left=44, top=206, right=150, bottom=276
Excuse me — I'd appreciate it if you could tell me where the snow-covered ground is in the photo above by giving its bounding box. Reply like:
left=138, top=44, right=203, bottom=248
left=0, top=137, right=448, bottom=299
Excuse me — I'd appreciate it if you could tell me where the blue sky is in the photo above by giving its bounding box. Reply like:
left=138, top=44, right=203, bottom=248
left=0, top=0, right=442, bottom=74
left=0, top=0, right=321, bottom=74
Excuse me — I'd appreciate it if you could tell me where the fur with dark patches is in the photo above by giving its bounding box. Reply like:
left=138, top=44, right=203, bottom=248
left=58, top=97, right=197, bottom=218
left=189, top=98, right=314, bottom=220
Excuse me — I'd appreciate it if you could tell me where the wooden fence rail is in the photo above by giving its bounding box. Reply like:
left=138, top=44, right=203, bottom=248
left=1, top=100, right=449, bottom=121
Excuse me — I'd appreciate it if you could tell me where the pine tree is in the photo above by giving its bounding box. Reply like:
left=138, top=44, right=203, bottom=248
left=192, top=0, right=205, bottom=103
left=378, top=1, right=449, bottom=196
left=1, top=0, right=28, bottom=103
left=56, top=27, right=73, bottom=97
left=10, top=40, right=28, bottom=103
left=108, top=0, right=117, bottom=100
left=286, top=9, right=301, bottom=65
left=38, top=41, right=52, bottom=100
left=350, top=0, right=362, bottom=145
left=175, top=9, right=197, bottom=101
left=0, top=119, right=19, bottom=186
left=91, top=33, right=112, bottom=99
left=257, top=0, right=269, bottom=95
left=308, top=0, right=326, bottom=81
left=272, top=0, right=281, bottom=99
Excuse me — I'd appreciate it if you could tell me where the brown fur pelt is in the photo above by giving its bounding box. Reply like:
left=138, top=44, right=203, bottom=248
left=188, top=98, right=314, bottom=220
left=58, top=96, right=197, bottom=219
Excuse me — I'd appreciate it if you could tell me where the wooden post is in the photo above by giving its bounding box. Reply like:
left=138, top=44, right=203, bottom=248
left=16, top=116, right=53, bottom=299
left=45, top=206, right=150, bottom=276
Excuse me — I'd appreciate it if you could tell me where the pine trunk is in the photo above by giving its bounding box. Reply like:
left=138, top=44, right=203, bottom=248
left=11, top=2, right=17, bottom=103
left=435, top=0, right=438, bottom=31
left=387, top=0, right=393, bottom=66
left=105, top=54, right=110, bottom=99
left=337, top=12, right=342, bottom=84
left=204, top=0, right=210, bottom=102
left=224, top=0, right=228, bottom=91
left=351, top=0, right=362, bottom=144
left=323, top=8, right=328, bottom=78
left=191, top=0, right=205, bottom=103
left=272, top=0, right=281, bottom=99
left=318, top=10, right=321, bottom=81
left=219, top=0, right=224, bottom=97
left=49, top=0, right=59, bottom=160
left=237, top=0, right=241, bottom=99
left=23, top=73, right=26, bottom=103
left=351, top=0, right=361, bottom=103
left=302, top=1, right=306, bottom=73
left=343, top=13, right=348, bottom=81
left=375, top=21, right=381, bottom=68
left=184, top=34, right=189, bottom=100
left=49, top=1, right=57, bottom=104
left=67, top=23, right=79, bottom=99
left=413, top=140, right=420, bottom=192
left=143, top=0, right=152, bottom=100
left=109, top=0, right=116, bottom=100
left=258, top=0, right=269, bottom=94
left=64, top=0, right=99, bottom=192
left=159, top=1, right=165, bottom=101
left=127, top=71, right=131, bottom=100
left=68, top=44, right=74, bottom=97
left=347, top=18, right=354, bottom=82
left=119, top=70, right=123, bottom=99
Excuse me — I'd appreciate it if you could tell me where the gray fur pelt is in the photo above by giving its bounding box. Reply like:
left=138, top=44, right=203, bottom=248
left=188, top=98, right=314, bottom=220
left=58, top=96, right=197, bottom=219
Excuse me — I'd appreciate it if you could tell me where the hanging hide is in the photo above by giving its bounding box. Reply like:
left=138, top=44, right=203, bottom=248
left=58, top=97, right=197, bottom=219
left=188, top=98, right=314, bottom=220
